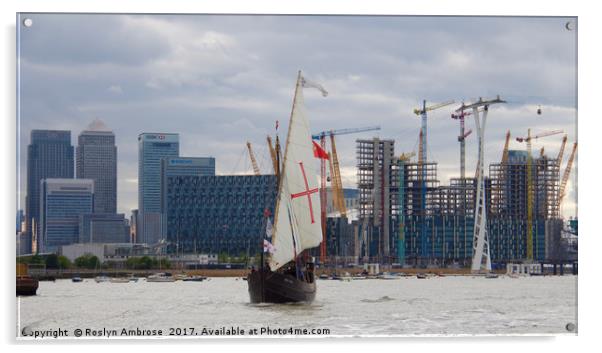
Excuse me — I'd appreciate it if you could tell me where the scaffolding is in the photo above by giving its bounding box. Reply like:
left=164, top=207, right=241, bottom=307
left=356, top=138, right=400, bottom=261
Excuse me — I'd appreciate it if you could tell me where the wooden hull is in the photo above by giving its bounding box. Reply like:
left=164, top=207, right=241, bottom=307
left=16, top=276, right=39, bottom=296
left=248, top=269, right=316, bottom=303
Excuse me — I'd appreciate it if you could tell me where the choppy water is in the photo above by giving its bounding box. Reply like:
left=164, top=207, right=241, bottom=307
left=17, top=275, right=577, bottom=337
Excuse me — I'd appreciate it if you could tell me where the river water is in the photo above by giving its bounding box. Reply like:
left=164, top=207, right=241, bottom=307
left=17, top=275, right=577, bottom=338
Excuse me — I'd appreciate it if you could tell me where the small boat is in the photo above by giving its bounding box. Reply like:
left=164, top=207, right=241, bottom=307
left=319, top=274, right=329, bottom=280
left=128, top=275, right=139, bottom=282
left=378, top=272, right=400, bottom=280
left=485, top=273, right=499, bottom=279
left=110, top=277, right=130, bottom=283
left=416, top=273, right=428, bottom=279
left=94, top=275, right=110, bottom=283
left=338, top=272, right=353, bottom=282
left=508, top=273, right=520, bottom=279
left=72, top=276, right=83, bottom=283
left=182, top=275, right=207, bottom=282
left=16, top=276, right=39, bottom=296
left=147, top=273, right=176, bottom=282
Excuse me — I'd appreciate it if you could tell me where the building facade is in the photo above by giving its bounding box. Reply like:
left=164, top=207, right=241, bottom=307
left=356, top=138, right=401, bottom=261
left=39, top=178, right=94, bottom=253
left=79, top=213, right=130, bottom=244
left=76, top=119, right=117, bottom=214
left=26, top=130, right=74, bottom=253
left=162, top=174, right=277, bottom=256
left=138, top=133, right=179, bottom=244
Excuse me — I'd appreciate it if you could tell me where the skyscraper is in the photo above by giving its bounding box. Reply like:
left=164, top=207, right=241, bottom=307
left=138, top=133, right=179, bottom=244
left=76, top=119, right=117, bottom=214
left=26, top=130, right=74, bottom=253
left=39, top=178, right=94, bottom=253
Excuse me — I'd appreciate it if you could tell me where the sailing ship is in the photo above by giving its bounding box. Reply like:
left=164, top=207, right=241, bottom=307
left=247, top=71, right=327, bottom=303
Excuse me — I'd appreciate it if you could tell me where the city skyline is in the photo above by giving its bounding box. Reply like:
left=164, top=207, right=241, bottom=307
left=18, top=14, right=577, bottom=218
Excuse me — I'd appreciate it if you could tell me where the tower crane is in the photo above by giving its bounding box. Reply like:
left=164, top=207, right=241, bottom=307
left=451, top=108, right=475, bottom=180
left=515, top=129, right=564, bottom=261
left=246, top=141, right=261, bottom=176
left=413, top=100, right=454, bottom=262
left=311, top=125, right=381, bottom=263
left=557, top=135, right=568, bottom=165
left=558, top=142, right=577, bottom=213
left=501, top=130, right=511, bottom=165
left=266, top=135, right=279, bottom=174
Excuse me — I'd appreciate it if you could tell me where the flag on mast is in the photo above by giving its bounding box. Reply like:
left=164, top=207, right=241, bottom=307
left=301, top=76, right=328, bottom=97
left=312, top=140, right=329, bottom=159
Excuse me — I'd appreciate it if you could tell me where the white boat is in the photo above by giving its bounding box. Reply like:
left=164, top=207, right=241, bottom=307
left=146, top=273, right=176, bottom=282
left=378, top=272, right=400, bottom=280
left=110, top=277, right=130, bottom=283
left=94, top=275, right=110, bottom=283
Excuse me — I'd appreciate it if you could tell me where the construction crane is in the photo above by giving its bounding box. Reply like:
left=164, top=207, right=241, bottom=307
left=451, top=108, right=475, bottom=180
left=501, top=130, right=511, bottom=165
left=246, top=141, right=261, bottom=176
left=558, top=142, right=578, bottom=212
left=557, top=135, right=568, bottom=165
left=413, top=100, right=454, bottom=262
left=311, top=125, right=381, bottom=264
left=329, top=134, right=346, bottom=217
left=515, top=129, right=564, bottom=261
left=266, top=135, right=279, bottom=174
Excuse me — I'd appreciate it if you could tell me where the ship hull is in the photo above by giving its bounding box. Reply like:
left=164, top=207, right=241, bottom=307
left=248, top=269, right=316, bottom=303
left=16, top=276, right=39, bottom=296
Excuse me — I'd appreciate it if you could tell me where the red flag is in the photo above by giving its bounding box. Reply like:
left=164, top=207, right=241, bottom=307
left=312, top=141, right=329, bottom=159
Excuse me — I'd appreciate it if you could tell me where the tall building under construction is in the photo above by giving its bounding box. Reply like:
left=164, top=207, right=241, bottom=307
left=356, top=138, right=400, bottom=262
left=356, top=137, right=566, bottom=266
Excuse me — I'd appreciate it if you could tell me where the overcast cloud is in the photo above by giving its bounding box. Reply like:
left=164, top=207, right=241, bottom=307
left=17, top=14, right=577, bottom=218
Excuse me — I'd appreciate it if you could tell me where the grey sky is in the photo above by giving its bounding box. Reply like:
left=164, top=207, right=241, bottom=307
left=17, top=14, right=577, bottom=218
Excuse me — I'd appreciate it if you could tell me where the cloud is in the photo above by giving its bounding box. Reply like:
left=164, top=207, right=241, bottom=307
left=108, top=85, right=123, bottom=94
left=17, top=14, right=577, bottom=219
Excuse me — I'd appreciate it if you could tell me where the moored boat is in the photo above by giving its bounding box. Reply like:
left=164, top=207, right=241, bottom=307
left=182, top=275, right=207, bottom=282
left=110, top=277, right=130, bottom=283
left=94, top=275, right=110, bottom=283
left=147, top=273, right=176, bottom=282
left=72, top=276, right=83, bottom=283
left=16, top=276, right=39, bottom=296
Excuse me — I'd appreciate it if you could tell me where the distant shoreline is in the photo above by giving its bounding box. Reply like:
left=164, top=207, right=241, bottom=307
left=26, top=267, right=513, bottom=279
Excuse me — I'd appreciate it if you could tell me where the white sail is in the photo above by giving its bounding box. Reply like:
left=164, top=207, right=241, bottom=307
left=269, top=72, right=324, bottom=271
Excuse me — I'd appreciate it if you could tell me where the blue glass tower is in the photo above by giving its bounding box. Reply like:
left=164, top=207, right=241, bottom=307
left=26, top=130, right=74, bottom=253
left=138, top=133, right=179, bottom=244
left=39, top=178, right=94, bottom=253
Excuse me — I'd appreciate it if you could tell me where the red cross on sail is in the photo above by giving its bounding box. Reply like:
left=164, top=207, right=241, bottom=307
left=290, top=162, right=319, bottom=224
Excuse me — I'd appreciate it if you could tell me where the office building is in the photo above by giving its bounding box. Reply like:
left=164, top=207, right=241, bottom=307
left=79, top=213, right=130, bottom=243
left=76, top=119, right=117, bottom=213
left=162, top=174, right=277, bottom=256
left=138, top=133, right=179, bottom=244
left=356, top=138, right=401, bottom=261
left=26, top=130, right=74, bottom=252
left=39, top=178, right=94, bottom=253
